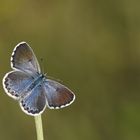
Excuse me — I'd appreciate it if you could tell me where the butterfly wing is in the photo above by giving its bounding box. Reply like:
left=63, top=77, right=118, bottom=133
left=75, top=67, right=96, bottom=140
left=3, top=70, right=35, bottom=100
left=11, top=42, right=41, bottom=74
left=20, top=84, right=46, bottom=116
left=43, top=79, right=75, bottom=109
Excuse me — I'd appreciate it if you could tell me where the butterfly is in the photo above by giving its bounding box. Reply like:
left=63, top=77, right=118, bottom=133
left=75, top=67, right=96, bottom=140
left=2, top=42, right=75, bottom=116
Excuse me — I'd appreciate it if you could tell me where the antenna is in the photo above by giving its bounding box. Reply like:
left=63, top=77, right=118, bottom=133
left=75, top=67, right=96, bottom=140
left=40, top=58, right=45, bottom=74
left=47, top=75, right=63, bottom=83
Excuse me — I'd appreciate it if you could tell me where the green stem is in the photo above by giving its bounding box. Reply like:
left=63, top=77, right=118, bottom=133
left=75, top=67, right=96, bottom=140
left=34, top=115, right=44, bottom=140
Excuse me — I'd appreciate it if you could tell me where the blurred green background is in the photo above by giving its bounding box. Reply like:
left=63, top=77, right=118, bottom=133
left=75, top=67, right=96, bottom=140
left=0, top=0, right=140, bottom=140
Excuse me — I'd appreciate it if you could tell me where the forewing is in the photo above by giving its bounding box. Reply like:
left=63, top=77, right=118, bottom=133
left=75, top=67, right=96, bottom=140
left=44, top=79, right=75, bottom=109
left=20, top=85, right=46, bottom=116
left=3, top=71, right=34, bottom=99
left=11, top=42, right=41, bottom=74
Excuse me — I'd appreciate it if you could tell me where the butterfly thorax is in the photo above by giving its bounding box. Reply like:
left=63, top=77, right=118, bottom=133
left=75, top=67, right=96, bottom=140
left=28, top=74, right=45, bottom=90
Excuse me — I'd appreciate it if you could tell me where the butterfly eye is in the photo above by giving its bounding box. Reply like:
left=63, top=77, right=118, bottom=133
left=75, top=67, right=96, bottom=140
left=28, top=59, right=32, bottom=62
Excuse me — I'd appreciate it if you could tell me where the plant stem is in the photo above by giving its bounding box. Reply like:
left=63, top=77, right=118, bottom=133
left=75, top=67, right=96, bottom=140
left=34, top=115, right=44, bottom=140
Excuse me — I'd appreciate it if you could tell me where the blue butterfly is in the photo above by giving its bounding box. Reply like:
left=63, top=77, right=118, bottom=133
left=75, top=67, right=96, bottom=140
left=2, top=42, right=75, bottom=116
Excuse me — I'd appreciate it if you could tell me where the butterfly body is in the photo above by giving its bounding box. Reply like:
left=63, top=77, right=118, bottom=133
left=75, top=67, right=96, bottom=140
left=26, top=74, right=45, bottom=92
left=3, top=42, right=75, bottom=116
